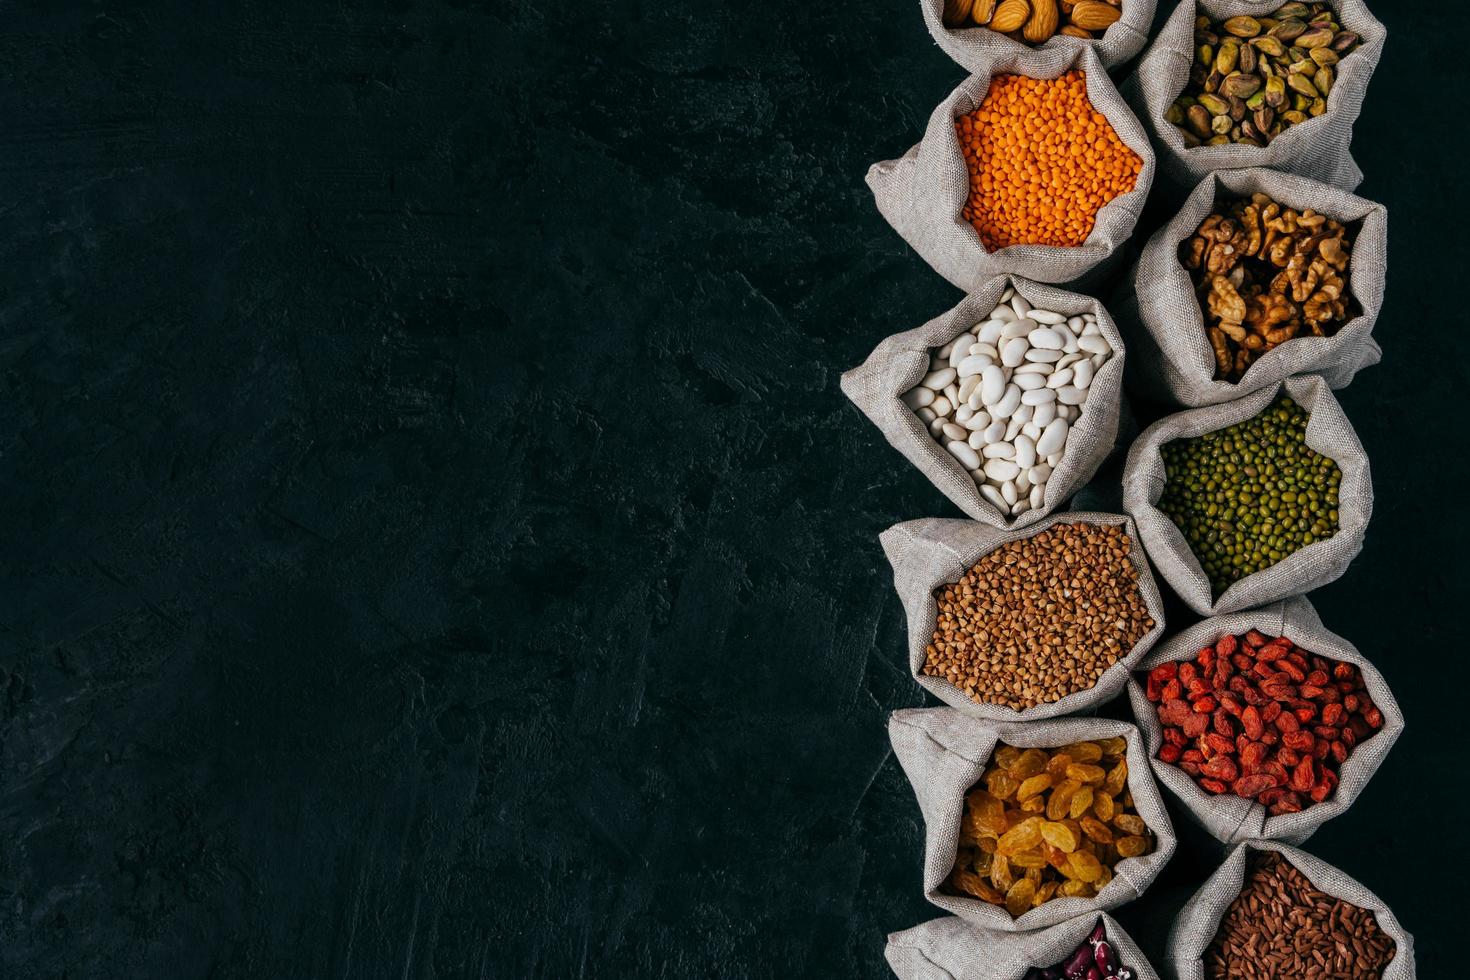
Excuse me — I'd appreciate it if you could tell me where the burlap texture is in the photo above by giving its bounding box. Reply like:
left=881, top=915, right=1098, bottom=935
left=1125, top=595, right=1402, bottom=846
left=888, top=708, right=1177, bottom=932
left=1120, top=167, right=1388, bottom=407
left=885, top=912, right=1160, bottom=980
left=880, top=513, right=1166, bottom=722
left=918, top=0, right=1155, bottom=73
left=1167, top=840, right=1416, bottom=979
left=1121, top=375, right=1371, bottom=616
left=867, top=45, right=1155, bottom=291
left=1125, top=0, right=1386, bottom=192
left=841, top=275, right=1127, bottom=529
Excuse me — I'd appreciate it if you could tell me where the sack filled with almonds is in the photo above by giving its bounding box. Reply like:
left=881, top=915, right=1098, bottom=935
left=886, top=912, right=1160, bottom=980
left=1125, top=0, right=1385, bottom=191
left=889, top=708, right=1177, bottom=932
left=922, top=0, right=1154, bottom=73
left=868, top=45, right=1154, bottom=291
left=1118, top=167, right=1386, bottom=407
left=1125, top=595, right=1402, bottom=846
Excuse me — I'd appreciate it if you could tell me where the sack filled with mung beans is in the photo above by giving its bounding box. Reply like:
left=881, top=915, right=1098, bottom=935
left=888, top=708, right=1177, bottom=932
left=885, top=912, right=1160, bottom=980
left=842, top=275, right=1128, bottom=529
left=867, top=45, right=1155, bottom=291
left=1125, top=0, right=1386, bottom=192
left=1119, top=167, right=1387, bottom=407
left=1168, top=840, right=1415, bottom=979
left=880, top=514, right=1165, bottom=720
left=919, top=0, right=1156, bottom=74
left=1121, top=374, right=1370, bottom=616
left=1125, top=595, right=1402, bottom=846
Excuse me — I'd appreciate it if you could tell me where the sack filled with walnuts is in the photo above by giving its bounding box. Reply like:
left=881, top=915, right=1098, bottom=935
left=920, top=0, right=1155, bottom=73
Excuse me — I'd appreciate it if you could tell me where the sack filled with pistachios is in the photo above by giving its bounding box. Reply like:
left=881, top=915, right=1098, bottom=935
left=886, top=912, right=1160, bottom=980
left=1126, top=0, right=1386, bottom=192
left=1118, top=167, right=1387, bottom=407
left=921, top=0, right=1155, bottom=73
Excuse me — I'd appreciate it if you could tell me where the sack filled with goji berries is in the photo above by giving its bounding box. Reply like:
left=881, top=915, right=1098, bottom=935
left=880, top=514, right=1165, bottom=722
left=1167, top=841, right=1415, bottom=979
left=1118, top=167, right=1387, bottom=408
left=919, top=0, right=1156, bottom=75
left=867, top=45, right=1155, bottom=292
left=885, top=912, right=1161, bottom=980
left=1121, top=374, right=1371, bottom=617
left=888, top=708, right=1178, bottom=933
left=842, top=275, right=1129, bottom=529
left=1125, top=595, right=1401, bottom=846
left=1125, top=0, right=1386, bottom=193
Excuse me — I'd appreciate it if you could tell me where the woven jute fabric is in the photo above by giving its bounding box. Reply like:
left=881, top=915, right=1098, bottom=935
left=867, top=45, right=1155, bottom=291
left=1125, top=595, right=1403, bottom=846
left=880, top=513, right=1166, bottom=722
left=888, top=708, right=1177, bottom=932
left=1125, top=0, right=1386, bottom=192
left=841, top=275, right=1127, bottom=529
left=1167, top=840, right=1416, bottom=979
left=1121, top=374, right=1372, bottom=616
left=917, top=0, right=1155, bottom=73
left=885, top=911, right=1161, bottom=980
left=1119, top=167, right=1388, bottom=407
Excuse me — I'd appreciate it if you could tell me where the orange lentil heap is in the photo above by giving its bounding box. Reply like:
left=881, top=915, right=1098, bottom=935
left=956, top=71, right=1143, bottom=252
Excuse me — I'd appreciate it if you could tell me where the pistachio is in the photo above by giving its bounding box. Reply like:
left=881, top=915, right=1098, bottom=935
left=1224, top=16, right=1262, bottom=37
left=1295, top=25, right=1334, bottom=48
left=1310, top=46, right=1339, bottom=67
left=1314, top=65, right=1334, bottom=95
left=1246, top=89, right=1268, bottom=110
left=1264, top=75, right=1287, bottom=108
left=1271, top=19, right=1306, bottom=43
left=1187, top=103, right=1213, bottom=138
left=1199, top=43, right=1215, bottom=66
left=1228, top=94, right=1248, bottom=121
left=1253, top=106, right=1275, bottom=132
left=1221, top=73, right=1261, bottom=99
left=1281, top=109, right=1308, bottom=125
left=1205, top=134, right=1231, bottom=146
left=1287, top=72, right=1319, bottom=98
left=1251, top=35, right=1285, bottom=57
left=1332, top=30, right=1360, bottom=52
left=1238, top=42, right=1258, bottom=75
left=1164, top=102, right=1186, bottom=125
left=1215, top=40, right=1239, bottom=75
left=1211, top=113, right=1233, bottom=135
left=1275, top=1, right=1309, bottom=17
left=1309, top=96, right=1327, bottom=117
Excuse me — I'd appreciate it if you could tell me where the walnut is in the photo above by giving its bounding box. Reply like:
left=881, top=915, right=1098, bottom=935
left=1207, top=275, right=1247, bottom=331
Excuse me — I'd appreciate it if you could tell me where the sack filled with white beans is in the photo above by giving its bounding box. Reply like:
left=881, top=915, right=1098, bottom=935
left=1121, top=374, right=1371, bottom=617
left=1124, top=0, right=1386, bottom=193
left=867, top=45, right=1154, bottom=291
left=1125, top=595, right=1402, bottom=846
left=1118, top=167, right=1387, bottom=407
left=918, top=0, right=1155, bottom=74
left=880, top=513, right=1165, bottom=722
left=885, top=912, right=1160, bottom=980
left=841, top=276, right=1126, bottom=528
left=888, top=708, right=1177, bottom=932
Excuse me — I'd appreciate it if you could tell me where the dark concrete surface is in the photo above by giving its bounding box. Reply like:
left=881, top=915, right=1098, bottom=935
left=0, top=1, right=1459, bottom=977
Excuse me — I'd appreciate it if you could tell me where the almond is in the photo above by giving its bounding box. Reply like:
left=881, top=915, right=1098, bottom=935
left=1023, top=0, right=1059, bottom=41
left=1069, top=0, right=1121, bottom=30
left=972, top=0, right=998, bottom=25
left=943, top=0, right=975, bottom=26
left=988, top=0, right=1030, bottom=33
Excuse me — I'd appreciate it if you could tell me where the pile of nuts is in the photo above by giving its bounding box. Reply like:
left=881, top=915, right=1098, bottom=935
left=1205, top=851, right=1397, bottom=978
left=942, top=0, right=1123, bottom=43
left=1182, top=193, right=1358, bottom=382
left=1143, top=630, right=1384, bottom=814
left=1024, top=920, right=1136, bottom=980
left=1167, top=2, right=1362, bottom=148
left=924, top=522, right=1155, bottom=710
left=902, top=287, right=1115, bottom=517
left=950, top=739, right=1155, bottom=914
left=956, top=72, right=1143, bottom=251
left=1158, top=395, right=1341, bottom=597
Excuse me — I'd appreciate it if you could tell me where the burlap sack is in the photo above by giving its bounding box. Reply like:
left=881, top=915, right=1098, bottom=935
left=842, top=276, right=1127, bottom=529
left=1121, top=375, right=1371, bottom=617
left=881, top=513, right=1166, bottom=722
left=1167, top=840, right=1416, bottom=978
left=885, top=912, right=1161, bottom=980
left=1126, top=0, right=1387, bottom=192
left=1125, top=595, right=1402, bottom=846
left=867, top=45, right=1155, bottom=291
left=1121, top=168, right=1388, bottom=407
left=889, top=708, right=1177, bottom=932
left=918, top=0, right=1155, bottom=74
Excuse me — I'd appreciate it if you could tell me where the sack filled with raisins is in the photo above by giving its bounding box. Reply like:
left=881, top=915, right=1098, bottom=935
left=1121, top=374, right=1372, bottom=617
left=886, top=912, right=1160, bottom=980
left=1126, top=595, right=1402, bottom=845
left=917, top=0, right=1156, bottom=75
left=1168, top=840, right=1415, bottom=979
left=1117, top=168, right=1387, bottom=408
left=888, top=708, right=1177, bottom=932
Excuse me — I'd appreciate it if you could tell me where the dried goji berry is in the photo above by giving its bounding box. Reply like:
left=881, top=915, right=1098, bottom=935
left=1178, top=662, right=1197, bottom=686
left=1240, top=742, right=1267, bottom=769
left=1182, top=713, right=1210, bottom=737
left=1312, top=740, right=1330, bottom=761
left=1244, top=630, right=1267, bottom=649
left=1333, top=662, right=1356, bottom=681
left=1192, top=696, right=1217, bottom=714
left=1162, top=678, right=1182, bottom=701
left=1232, top=774, right=1276, bottom=799
left=1261, top=701, right=1282, bottom=723
left=1232, top=653, right=1253, bottom=671
left=1365, top=707, right=1384, bottom=729
left=1290, top=758, right=1315, bottom=792
left=1158, top=699, right=1191, bottom=726
left=1201, top=756, right=1238, bottom=781
left=1343, top=693, right=1360, bottom=713
left=1198, top=646, right=1216, bottom=670
left=1299, top=684, right=1325, bottom=699
left=1275, top=659, right=1305, bottom=682
left=1218, top=691, right=1243, bottom=715
left=1213, top=709, right=1233, bottom=738
left=1293, top=705, right=1315, bottom=723
left=1282, top=731, right=1314, bottom=752
left=1217, top=634, right=1237, bottom=656
left=1268, top=792, right=1304, bottom=815
left=1307, top=669, right=1330, bottom=687
left=1198, top=778, right=1229, bottom=795
left=1187, top=678, right=1213, bottom=699
left=1340, top=727, right=1358, bottom=749
left=1259, top=729, right=1278, bottom=746
left=1163, top=728, right=1186, bottom=747
left=1180, top=759, right=1202, bottom=777
left=1276, top=747, right=1300, bottom=767
left=1321, top=703, right=1344, bottom=727
left=1182, top=748, right=1205, bottom=765
left=1241, top=705, right=1263, bottom=739
left=1312, top=725, right=1340, bottom=741
left=1275, top=711, right=1299, bottom=733
left=1204, top=733, right=1235, bottom=756
left=1329, top=740, right=1348, bottom=764
left=1158, top=743, right=1182, bottom=763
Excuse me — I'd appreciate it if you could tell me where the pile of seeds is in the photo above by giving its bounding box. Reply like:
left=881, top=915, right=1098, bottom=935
left=1024, top=920, right=1136, bottom=980
left=956, top=72, right=1142, bottom=251
left=1144, top=630, right=1384, bottom=814
left=1167, top=2, right=1363, bottom=148
left=1205, top=851, right=1396, bottom=978
left=1158, top=395, right=1340, bottom=597
left=942, top=0, right=1123, bottom=44
left=950, top=739, right=1155, bottom=914
left=902, top=287, right=1114, bottom=517
left=924, top=522, right=1155, bottom=709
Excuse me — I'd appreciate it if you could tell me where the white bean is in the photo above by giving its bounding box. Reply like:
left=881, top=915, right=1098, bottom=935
left=1036, top=417, right=1069, bottom=457
left=923, top=367, right=956, bottom=389
left=1028, top=327, right=1063, bottom=350
left=1023, top=348, right=1064, bottom=363
left=982, top=420, right=1006, bottom=444
left=1010, top=294, right=1032, bottom=318
left=1028, top=308, right=1065, bottom=325
left=1013, top=362, right=1052, bottom=376
left=917, top=407, right=936, bottom=423
left=1022, top=421, right=1042, bottom=440
left=944, top=383, right=959, bottom=408
left=1001, top=337, right=1029, bottom=368
left=903, top=386, right=934, bottom=409
left=991, top=304, right=1017, bottom=323
left=1014, top=372, right=1047, bottom=391
left=1029, top=484, right=1046, bottom=509
left=1032, top=402, right=1056, bottom=428
left=1072, top=359, right=1093, bottom=390
left=1021, top=388, right=1056, bottom=406
left=956, top=355, right=989, bottom=378
left=958, top=375, right=980, bottom=403
left=948, top=342, right=970, bottom=369
left=1046, top=368, right=1074, bottom=389
left=1057, top=385, right=1086, bottom=406
left=977, top=321, right=1005, bottom=345
left=942, top=422, right=967, bottom=442
left=947, top=440, right=982, bottom=470
left=964, top=410, right=992, bottom=431
left=990, top=384, right=1023, bottom=420
left=1012, top=404, right=1033, bottom=424
left=983, top=441, right=1015, bottom=459
left=983, top=457, right=1020, bottom=482
left=937, top=340, right=956, bottom=359
left=979, top=482, right=1007, bottom=511
left=1029, top=463, right=1052, bottom=484
left=980, top=365, right=1007, bottom=405
left=968, top=430, right=986, bottom=450
left=1004, top=415, right=1026, bottom=441
left=1001, top=479, right=1018, bottom=506
left=1014, top=434, right=1037, bottom=470
left=1078, top=333, right=1110, bottom=355
left=930, top=396, right=951, bottom=416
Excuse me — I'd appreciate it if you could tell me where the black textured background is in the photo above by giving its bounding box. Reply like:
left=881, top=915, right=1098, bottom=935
left=0, top=1, right=1460, bottom=977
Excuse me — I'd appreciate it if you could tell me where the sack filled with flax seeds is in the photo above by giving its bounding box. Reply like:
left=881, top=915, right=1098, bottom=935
left=886, top=912, right=1160, bottom=980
